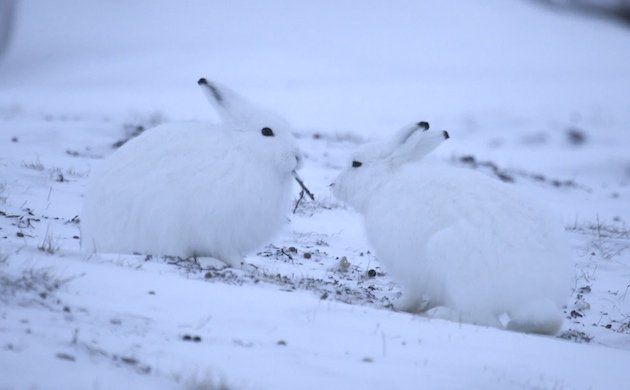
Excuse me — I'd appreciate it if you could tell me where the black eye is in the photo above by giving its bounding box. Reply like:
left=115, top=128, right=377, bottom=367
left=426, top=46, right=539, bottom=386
left=261, top=127, right=274, bottom=137
left=352, top=161, right=363, bottom=168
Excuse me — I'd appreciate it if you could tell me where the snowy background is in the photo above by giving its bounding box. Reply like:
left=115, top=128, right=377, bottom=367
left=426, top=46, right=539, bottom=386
left=1, top=0, right=629, bottom=388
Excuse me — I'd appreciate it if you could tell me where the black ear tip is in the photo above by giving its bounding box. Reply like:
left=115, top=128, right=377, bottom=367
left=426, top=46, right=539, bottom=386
left=443, top=130, right=450, bottom=140
left=417, top=121, right=430, bottom=131
left=198, top=78, right=223, bottom=103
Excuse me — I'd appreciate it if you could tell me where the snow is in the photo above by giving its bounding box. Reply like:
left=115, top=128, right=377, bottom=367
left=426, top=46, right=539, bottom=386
left=1, top=0, right=630, bottom=388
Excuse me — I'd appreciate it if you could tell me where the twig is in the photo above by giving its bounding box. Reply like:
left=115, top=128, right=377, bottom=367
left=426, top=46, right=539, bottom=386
left=292, top=171, right=314, bottom=214
left=293, top=172, right=315, bottom=200
left=293, top=189, right=305, bottom=214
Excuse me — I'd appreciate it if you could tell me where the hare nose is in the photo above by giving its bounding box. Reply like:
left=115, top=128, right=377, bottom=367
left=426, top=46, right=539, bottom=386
left=329, top=183, right=335, bottom=187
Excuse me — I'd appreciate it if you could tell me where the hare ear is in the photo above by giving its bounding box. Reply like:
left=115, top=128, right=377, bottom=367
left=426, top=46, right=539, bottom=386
left=388, top=121, right=449, bottom=163
left=197, top=78, right=257, bottom=126
left=198, top=78, right=225, bottom=106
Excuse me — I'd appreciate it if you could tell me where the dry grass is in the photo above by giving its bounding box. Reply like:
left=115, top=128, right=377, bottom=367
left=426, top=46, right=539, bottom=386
left=0, top=182, right=6, bottom=204
left=567, top=216, right=630, bottom=261
left=0, top=264, right=70, bottom=304
left=22, top=156, right=45, bottom=171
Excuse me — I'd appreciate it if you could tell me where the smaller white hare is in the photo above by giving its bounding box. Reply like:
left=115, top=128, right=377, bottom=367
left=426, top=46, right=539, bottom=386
left=81, top=79, right=303, bottom=267
left=332, top=122, right=573, bottom=334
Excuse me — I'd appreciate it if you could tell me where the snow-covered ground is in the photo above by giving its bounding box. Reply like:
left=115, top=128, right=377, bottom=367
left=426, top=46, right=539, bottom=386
left=1, top=1, right=630, bottom=388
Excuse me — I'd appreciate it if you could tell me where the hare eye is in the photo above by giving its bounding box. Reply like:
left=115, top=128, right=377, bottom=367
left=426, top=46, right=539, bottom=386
left=352, top=160, right=363, bottom=168
left=261, top=127, right=275, bottom=137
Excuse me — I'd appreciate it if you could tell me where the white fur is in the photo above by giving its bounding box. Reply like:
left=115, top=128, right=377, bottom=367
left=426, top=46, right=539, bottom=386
left=81, top=80, right=302, bottom=267
left=332, top=123, right=573, bottom=334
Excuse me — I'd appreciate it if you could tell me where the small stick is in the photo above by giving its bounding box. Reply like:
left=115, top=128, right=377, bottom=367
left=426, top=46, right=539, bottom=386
left=292, top=171, right=315, bottom=200
left=292, top=171, right=314, bottom=214
left=293, top=189, right=305, bottom=214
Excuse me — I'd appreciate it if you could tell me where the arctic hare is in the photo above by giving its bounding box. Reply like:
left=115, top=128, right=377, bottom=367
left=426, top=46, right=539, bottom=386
left=332, top=122, right=573, bottom=334
left=81, top=79, right=303, bottom=268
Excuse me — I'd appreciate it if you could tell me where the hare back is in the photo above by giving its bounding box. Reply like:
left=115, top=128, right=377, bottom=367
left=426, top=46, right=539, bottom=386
left=364, top=162, right=572, bottom=311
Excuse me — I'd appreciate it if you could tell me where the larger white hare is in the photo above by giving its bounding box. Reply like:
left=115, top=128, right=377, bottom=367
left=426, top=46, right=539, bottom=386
left=81, top=79, right=303, bottom=267
left=332, top=122, right=573, bottom=334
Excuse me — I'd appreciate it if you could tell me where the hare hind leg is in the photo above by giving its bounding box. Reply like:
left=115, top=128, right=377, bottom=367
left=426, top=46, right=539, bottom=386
left=394, top=293, right=433, bottom=313
left=196, top=254, right=246, bottom=269
left=507, top=299, right=564, bottom=335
